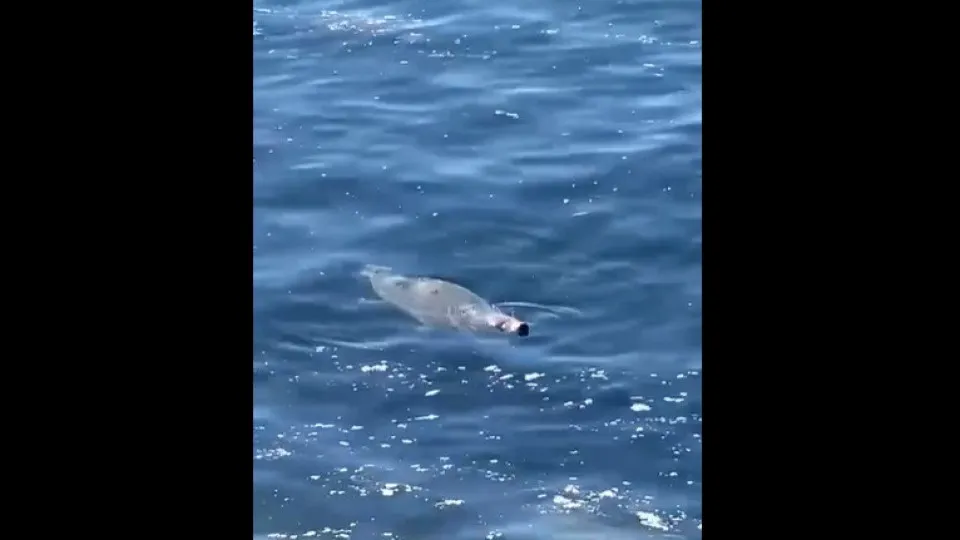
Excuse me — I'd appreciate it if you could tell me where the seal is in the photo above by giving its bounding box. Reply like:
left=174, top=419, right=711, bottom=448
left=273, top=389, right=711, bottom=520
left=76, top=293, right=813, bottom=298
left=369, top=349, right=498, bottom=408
left=361, top=265, right=530, bottom=336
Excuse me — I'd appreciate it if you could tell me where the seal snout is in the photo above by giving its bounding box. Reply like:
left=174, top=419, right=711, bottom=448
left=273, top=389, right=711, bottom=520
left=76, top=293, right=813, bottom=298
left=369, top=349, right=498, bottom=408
left=495, top=317, right=529, bottom=336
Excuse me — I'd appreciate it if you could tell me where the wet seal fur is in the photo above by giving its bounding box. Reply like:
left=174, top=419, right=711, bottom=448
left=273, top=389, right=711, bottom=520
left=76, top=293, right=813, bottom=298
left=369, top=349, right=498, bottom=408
left=361, top=265, right=529, bottom=336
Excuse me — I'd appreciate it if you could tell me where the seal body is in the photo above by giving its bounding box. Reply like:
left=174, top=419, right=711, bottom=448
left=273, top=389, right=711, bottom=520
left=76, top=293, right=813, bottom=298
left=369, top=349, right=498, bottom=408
left=362, top=266, right=529, bottom=336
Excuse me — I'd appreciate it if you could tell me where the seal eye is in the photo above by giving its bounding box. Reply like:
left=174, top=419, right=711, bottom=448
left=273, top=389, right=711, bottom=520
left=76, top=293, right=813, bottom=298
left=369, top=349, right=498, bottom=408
left=494, top=321, right=507, bottom=332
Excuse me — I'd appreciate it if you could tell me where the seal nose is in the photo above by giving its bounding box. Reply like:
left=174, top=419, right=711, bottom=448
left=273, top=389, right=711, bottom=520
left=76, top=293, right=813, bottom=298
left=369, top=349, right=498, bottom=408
left=516, top=323, right=529, bottom=336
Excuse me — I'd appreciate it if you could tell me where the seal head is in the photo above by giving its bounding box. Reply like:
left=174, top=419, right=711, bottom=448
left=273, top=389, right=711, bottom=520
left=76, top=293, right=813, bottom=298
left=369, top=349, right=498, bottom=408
left=486, top=312, right=530, bottom=337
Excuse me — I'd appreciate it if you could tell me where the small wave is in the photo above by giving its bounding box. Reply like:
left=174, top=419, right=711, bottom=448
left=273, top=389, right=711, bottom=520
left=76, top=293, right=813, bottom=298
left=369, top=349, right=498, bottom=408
left=312, top=335, right=409, bottom=351
left=358, top=263, right=393, bottom=279
left=495, top=301, right=583, bottom=319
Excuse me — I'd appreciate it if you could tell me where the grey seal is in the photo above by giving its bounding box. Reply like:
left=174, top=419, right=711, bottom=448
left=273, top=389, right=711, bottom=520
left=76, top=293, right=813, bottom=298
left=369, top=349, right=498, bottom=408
left=361, top=265, right=530, bottom=336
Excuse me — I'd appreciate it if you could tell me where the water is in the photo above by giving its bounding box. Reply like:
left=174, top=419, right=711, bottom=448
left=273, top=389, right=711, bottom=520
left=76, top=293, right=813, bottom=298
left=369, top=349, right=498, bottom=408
left=253, top=0, right=701, bottom=538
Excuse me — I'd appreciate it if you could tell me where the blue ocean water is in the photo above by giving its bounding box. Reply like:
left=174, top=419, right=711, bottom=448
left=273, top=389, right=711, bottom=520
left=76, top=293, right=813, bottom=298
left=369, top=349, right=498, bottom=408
left=253, top=1, right=701, bottom=538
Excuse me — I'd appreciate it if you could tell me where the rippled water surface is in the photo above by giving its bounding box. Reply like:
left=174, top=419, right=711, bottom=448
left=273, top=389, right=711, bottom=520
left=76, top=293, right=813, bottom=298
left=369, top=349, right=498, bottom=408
left=254, top=0, right=701, bottom=538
